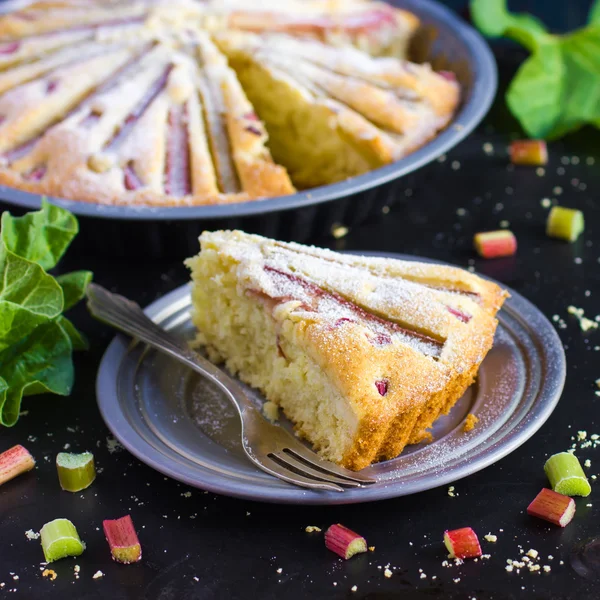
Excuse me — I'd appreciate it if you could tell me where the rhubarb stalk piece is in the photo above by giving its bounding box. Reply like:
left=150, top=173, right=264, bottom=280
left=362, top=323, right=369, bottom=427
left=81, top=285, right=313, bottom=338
left=546, top=206, right=585, bottom=242
left=40, top=518, right=85, bottom=562
left=56, top=452, right=96, bottom=492
left=443, top=527, right=482, bottom=559
left=509, top=140, right=548, bottom=165
left=474, top=230, right=517, bottom=259
left=103, top=515, right=142, bottom=564
left=544, top=452, right=591, bottom=497
left=0, top=445, right=35, bottom=486
left=527, top=488, right=575, bottom=527
left=324, top=524, right=367, bottom=560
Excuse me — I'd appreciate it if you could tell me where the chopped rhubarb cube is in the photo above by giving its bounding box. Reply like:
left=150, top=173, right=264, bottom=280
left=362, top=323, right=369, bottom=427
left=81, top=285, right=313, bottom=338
left=46, top=80, right=59, bottom=94
left=546, top=206, right=584, bottom=243
left=444, top=527, right=482, bottom=559
left=474, top=230, right=517, bottom=259
left=527, top=488, right=575, bottom=527
left=103, top=515, right=142, bottom=564
left=509, top=140, right=548, bottom=166
left=0, top=445, right=35, bottom=486
left=325, top=524, right=367, bottom=560
left=375, top=379, right=388, bottom=396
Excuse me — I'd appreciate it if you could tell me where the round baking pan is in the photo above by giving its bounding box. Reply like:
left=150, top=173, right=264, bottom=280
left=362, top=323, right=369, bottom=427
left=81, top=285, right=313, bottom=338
left=0, top=0, right=497, bottom=257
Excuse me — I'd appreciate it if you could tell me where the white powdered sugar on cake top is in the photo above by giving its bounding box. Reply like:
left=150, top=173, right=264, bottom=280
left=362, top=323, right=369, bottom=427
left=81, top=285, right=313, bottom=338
left=233, top=239, right=444, bottom=358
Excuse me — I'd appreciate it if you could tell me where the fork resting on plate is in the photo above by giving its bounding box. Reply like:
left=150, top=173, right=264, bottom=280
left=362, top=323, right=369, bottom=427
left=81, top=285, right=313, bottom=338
left=87, top=283, right=376, bottom=492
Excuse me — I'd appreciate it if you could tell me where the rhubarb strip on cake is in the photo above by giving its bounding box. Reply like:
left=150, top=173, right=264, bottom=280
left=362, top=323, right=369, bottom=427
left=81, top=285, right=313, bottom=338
left=186, top=231, right=507, bottom=470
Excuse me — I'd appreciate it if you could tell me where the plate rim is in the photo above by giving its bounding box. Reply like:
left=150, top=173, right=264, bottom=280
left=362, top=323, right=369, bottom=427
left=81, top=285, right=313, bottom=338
left=0, top=0, right=497, bottom=221
left=96, top=252, right=566, bottom=505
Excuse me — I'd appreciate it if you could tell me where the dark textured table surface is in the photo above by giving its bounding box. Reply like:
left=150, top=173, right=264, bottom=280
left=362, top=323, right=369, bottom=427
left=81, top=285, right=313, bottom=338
left=2, top=8, right=600, bottom=600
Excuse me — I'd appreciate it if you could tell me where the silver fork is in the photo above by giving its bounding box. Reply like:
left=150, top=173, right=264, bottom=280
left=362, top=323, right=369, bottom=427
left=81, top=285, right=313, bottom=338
left=87, top=284, right=376, bottom=492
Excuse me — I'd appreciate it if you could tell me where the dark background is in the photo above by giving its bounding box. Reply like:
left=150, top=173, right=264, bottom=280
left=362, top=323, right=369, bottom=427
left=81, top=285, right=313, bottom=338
left=2, top=1, right=600, bottom=598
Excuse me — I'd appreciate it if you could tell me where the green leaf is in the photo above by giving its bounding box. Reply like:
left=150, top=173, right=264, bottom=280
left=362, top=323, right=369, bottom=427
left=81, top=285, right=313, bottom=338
left=56, top=271, right=93, bottom=311
left=546, top=26, right=600, bottom=138
left=0, top=201, right=91, bottom=427
left=0, top=198, right=78, bottom=271
left=0, top=320, right=73, bottom=426
left=506, top=40, right=565, bottom=138
left=58, top=316, right=89, bottom=351
left=589, top=0, right=600, bottom=25
left=470, top=0, right=547, bottom=50
left=0, top=243, right=64, bottom=351
left=472, top=0, right=600, bottom=139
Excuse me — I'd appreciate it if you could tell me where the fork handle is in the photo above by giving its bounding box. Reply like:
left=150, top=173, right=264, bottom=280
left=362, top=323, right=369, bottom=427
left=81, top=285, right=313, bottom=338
left=86, top=283, right=258, bottom=416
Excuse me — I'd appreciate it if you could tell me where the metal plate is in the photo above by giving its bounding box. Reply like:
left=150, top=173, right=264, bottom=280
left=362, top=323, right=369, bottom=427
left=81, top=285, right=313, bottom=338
left=0, top=0, right=497, bottom=221
left=96, top=253, right=566, bottom=505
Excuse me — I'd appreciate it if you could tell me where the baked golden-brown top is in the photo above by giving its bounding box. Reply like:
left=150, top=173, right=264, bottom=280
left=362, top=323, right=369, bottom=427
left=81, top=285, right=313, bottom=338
left=0, top=0, right=459, bottom=207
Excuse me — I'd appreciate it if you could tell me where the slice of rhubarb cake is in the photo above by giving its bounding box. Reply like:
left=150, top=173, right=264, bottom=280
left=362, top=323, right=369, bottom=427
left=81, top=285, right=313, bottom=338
left=186, top=231, right=507, bottom=470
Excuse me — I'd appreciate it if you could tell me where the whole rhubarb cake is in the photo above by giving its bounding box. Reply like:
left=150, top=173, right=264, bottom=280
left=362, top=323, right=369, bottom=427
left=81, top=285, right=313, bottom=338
left=0, top=0, right=459, bottom=207
left=186, top=231, right=507, bottom=470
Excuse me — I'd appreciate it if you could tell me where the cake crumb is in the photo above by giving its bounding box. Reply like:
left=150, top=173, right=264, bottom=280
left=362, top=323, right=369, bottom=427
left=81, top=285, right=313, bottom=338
left=351, top=585, right=357, bottom=592
left=484, top=534, right=497, bottom=543
left=276, top=568, right=282, bottom=574
left=384, top=568, right=392, bottom=578
left=42, top=569, right=57, bottom=581
left=567, top=306, right=598, bottom=332
left=584, top=459, right=591, bottom=468
left=331, top=224, right=349, bottom=239
left=543, top=565, right=551, bottom=572
left=92, top=571, right=104, bottom=580
left=527, top=549, right=539, bottom=559
left=262, top=401, right=279, bottom=422
left=305, top=526, right=321, bottom=533
left=447, top=486, right=457, bottom=497
left=463, top=413, right=479, bottom=433
left=25, top=529, right=40, bottom=541
left=368, top=546, right=375, bottom=552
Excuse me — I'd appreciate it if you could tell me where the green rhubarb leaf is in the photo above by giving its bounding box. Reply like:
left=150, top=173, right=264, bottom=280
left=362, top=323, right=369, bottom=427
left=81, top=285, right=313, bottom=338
left=0, top=320, right=74, bottom=426
left=506, top=40, right=565, bottom=138
left=56, top=271, right=93, bottom=311
left=0, top=244, right=63, bottom=352
left=470, top=0, right=548, bottom=50
left=0, top=198, right=78, bottom=271
left=471, top=0, right=600, bottom=139
left=58, top=316, right=89, bottom=351
left=0, top=201, right=91, bottom=426
left=589, top=0, right=600, bottom=25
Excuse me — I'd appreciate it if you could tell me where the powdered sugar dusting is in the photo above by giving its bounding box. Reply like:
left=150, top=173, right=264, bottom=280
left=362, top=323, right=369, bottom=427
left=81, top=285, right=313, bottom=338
left=256, top=264, right=443, bottom=358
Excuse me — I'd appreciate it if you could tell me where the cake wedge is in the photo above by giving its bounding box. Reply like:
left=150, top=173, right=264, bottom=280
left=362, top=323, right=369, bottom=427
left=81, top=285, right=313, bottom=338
left=186, top=231, right=508, bottom=470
